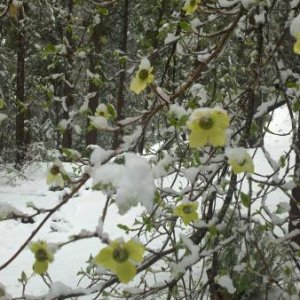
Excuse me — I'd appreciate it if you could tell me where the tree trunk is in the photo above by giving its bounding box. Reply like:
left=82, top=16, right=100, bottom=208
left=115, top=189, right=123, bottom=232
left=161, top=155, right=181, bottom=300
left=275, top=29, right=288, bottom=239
left=62, top=0, right=73, bottom=149
left=112, top=0, right=129, bottom=150
left=85, top=22, right=103, bottom=146
left=289, top=113, right=300, bottom=246
left=15, top=7, right=26, bottom=168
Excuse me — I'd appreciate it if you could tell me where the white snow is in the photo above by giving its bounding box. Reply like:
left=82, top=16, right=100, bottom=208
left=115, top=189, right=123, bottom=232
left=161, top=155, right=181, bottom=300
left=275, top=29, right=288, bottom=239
left=164, top=33, right=179, bottom=45
left=139, top=57, right=151, bottom=70
left=0, top=203, right=22, bottom=220
left=45, top=282, right=77, bottom=300
left=88, top=116, right=109, bottom=130
left=152, top=153, right=174, bottom=178
left=218, top=0, right=239, bottom=8
left=225, top=147, right=251, bottom=164
left=254, top=12, right=266, bottom=25
left=182, top=167, right=199, bottom=183
left=0, top=113, right=7, bottom=123
left=92, top=153, right=155, bottom=214
left=291, top=0, right=300, bottom=9
left=240, top=0, right=257, bottom=9
left=171, top=235, right=200, bottom=277
left=58, top=119, right=69, bottom=130
left=216, top=275, right=236, bottom=294
left=168, top=104, right=187, bottom=119
left=119, top=126, right=142, bottom=151
left=290, top=14, right=300, bottom=38
left=89, top=145, right=114, bottom=167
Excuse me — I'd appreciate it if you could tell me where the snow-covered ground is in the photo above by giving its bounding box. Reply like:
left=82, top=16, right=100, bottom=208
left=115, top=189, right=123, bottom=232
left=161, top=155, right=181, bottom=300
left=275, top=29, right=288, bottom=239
left=0, top=162, right=147, bottom=297
left=0, top=105, right=294, bottom=298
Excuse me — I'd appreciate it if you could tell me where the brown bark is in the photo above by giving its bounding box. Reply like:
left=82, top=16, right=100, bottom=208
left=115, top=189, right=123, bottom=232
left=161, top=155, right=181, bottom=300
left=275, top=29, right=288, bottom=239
left=62, top=0, right=73, bottom=149
left=85, top=21, right=103, bottom=146
left=289, top=113, right=300, bottom=246
left=15, top=6, right=26, bottom=167
left=112, top=0, right=129, bottom=149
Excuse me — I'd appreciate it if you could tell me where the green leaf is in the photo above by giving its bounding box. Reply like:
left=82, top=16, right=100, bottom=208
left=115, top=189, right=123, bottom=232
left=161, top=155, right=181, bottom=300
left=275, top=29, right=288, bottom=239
left=117, top=224, right=130, bottom=234
left=18, top=271, right=27, bottom=284
left=209, top=225, right=218, bottom=236
left=240, top=192, right=251, bottom=208
left=178, top=115, right=188, bottom=126
left=62, top=148, right=81, bottom=160
left=142, top=216, right=153, bottom=232
left=279, top=155, right=286, bottom=168
left=167, top=114, right=178, bottom=126
left=107, top=103, right=117, bottom=120
left=292, top=101, right=300, bottom=112
left=154, top=190, right=161, bottom=205
left=0, top=99, right=5, bottom=109
left=92, top=182, right=115, bottom=193
left=179, top=21, right=191, bottom=31
left=98, top=7, right=108, bottom=15
left=21, top=271, right=27, bottom=282
left=286, top=81, right=299, bottom=89
left=42, top=44, right=57, bottom=58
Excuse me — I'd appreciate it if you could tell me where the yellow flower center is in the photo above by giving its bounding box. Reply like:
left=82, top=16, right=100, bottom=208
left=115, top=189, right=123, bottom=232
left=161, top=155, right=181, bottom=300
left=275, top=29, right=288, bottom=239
left=198, top=116, right=214, bottom=130
left=113, top=247, right=129, bottom=263
left=98, top=111, right=105, bottom=116
left=50, top=165, right=60, bottom=175
left=35, top=249, right=48, bottom=262
left=183, top=205, right=193, bottom=214
left=138, top=69, right=149, bottom=80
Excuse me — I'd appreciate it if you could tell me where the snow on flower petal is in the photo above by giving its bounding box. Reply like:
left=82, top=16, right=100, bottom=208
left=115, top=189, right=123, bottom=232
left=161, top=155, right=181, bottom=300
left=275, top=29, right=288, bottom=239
left=95, top=103, right=109, bottom=118
left=95, top=238, right=144, bottom=284
left=187, top=107, right=229, bottom=148
left=89, top=115, right=109, bottom=130
left=174, top=201, right=199, bottom=225
left=183, top=0, right=201, bottom=15
left=226, top=147, right=254, bottom=174
left=130, top=58, right=154, bottom=94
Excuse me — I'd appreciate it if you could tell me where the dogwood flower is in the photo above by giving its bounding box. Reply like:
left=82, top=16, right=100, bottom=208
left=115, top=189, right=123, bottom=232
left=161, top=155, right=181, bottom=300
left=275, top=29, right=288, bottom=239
left=95, top=238, right=144, bottom=283
left=183, top=0, right=201, bottom=15
left=294, top=38, right=300, bottom=55
left=130, top=58, right=154, bottom=94
left=46, top=161, right=66, bottom=187
left=30, top=241, right=54, bottom=275
left=290, top=14, right=300, bottom=55
left=226, top=147, right=254, bottom=174
left=174, top=201, right=199, bottom=225
left=95, top=103, right=109, bottom=118
left=187, top=107, right=229, bottom=148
